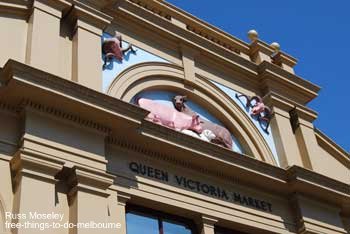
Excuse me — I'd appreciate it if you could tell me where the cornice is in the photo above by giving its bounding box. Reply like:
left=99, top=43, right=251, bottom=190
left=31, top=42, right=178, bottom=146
left=271, top=51, right=298, bottom=67
left=259, top=61, right=320, bottom=105
left=126, top=0, right=249, bottom=54
left=0, top=0, right=30, bottom=18
left=62, top=2, right=113, bottom=35
left=71, top=0, right=117, bottom=10
left=20, top=99, right=111, bottom=135
left=32, top=0, right=72, bottom=13
left=315, top=129, right=350, bottom=166
left=109, top=0, right=258, bottom=75
left=0, top=100, right=20, bottom=115
left=1, top=60, right=148, bottom=124
left=264, top=91, right=318, bottom=122
left=287, top=165, right=350, bottom=195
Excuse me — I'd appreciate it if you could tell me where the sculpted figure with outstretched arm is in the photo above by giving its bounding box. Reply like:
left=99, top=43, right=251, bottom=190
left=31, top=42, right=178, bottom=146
left=102, top=32, right=136, bottom=69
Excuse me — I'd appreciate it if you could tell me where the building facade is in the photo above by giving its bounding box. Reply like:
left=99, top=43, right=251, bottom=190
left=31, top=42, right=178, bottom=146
left=0, top=0, right=349, bottom=233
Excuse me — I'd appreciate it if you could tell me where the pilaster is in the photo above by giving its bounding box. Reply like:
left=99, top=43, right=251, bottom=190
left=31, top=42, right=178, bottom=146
left=56, top=164, right=116, bottom=234
left=25, top=0, right=71, bottom=76
left=265, top=93, right=303, bottom=168
left=290, top=107, right=319, bottom=170
left=9, top=151, right=65, bottom=234
left=180, top=43, right=199, bottom=86
left=116, top=192, right=130, bottom=234
left=198, top=215, right=217, bottom=234
left=289, top=193, right=348, bottom=234
left=68, top=4, right=113, bottom=91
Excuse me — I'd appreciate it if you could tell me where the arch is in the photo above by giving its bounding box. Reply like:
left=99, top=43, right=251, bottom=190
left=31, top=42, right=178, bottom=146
left=108, top=62, right=277, bottom=165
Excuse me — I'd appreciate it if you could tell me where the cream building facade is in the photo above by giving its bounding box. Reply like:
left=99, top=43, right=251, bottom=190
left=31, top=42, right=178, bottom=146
left=0, top=0, right=349, bottom=233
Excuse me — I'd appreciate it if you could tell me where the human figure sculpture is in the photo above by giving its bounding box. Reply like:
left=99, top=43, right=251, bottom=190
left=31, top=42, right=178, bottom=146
left=102, top=32, right=136, bottom=69
left=182, top=129, right=216, bottom=142
left=235, top=94, right=272, bottom=132
left=137, top=98, right=202, bottom=134
left=172, top=95, right=233, bottom=149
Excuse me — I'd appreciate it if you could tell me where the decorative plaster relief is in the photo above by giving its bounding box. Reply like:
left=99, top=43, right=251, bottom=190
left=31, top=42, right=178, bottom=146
left=210, top=82, right=279, bottom=165
left=102, top=33, right=170, bottom=92
left=132, top=90, right=243, bottom=153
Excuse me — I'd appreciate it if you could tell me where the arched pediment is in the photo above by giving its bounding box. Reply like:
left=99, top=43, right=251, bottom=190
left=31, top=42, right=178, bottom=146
left=108, top=62, right=277, bottom=165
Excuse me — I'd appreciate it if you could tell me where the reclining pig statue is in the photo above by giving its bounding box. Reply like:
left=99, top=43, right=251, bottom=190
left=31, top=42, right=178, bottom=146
left=137, top=98, right=203, bottom=134
left=173, top=95, right=233, bottom=149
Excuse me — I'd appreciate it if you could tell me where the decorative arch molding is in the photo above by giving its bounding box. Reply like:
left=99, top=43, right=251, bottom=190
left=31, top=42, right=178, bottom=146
left=108, top=62, right=277, bottom=165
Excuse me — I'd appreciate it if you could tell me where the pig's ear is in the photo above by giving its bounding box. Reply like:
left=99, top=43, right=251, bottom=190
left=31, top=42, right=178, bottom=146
left=192, top=115, right=200, bottom=123
left=183, top=96, right=187, bottom=102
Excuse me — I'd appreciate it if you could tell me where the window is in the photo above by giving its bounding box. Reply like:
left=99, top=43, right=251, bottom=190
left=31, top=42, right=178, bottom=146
left=126, top=205, right=196, bottom=234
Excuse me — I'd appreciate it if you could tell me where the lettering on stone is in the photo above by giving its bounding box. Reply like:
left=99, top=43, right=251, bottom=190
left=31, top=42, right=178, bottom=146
left=129, top=162, right=273, bottom=212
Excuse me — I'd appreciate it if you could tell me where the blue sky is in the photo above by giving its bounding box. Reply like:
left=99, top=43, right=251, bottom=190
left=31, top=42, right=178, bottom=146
left=166, top=0, right=350, bottom=152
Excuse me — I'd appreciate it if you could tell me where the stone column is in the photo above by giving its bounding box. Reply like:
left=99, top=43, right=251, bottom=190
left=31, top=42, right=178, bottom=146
left=198, top=215, right=217, bottom=234
left=290, top=107, right=319, bottom=170
left=25, top=0, right=71, bottom=76
left=56, top=165, right=115, bottom=234
left=9, top=152, right=65, bottom=234
left=67, top=5, right=112, bottom=91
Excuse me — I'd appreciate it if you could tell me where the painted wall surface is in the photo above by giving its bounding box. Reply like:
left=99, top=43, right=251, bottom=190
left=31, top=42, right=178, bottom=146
left=102, top=33, right=169, bottom=92
left=132, top=90, right=243, bottom=153
left=210, top=81, right=279, bottom=165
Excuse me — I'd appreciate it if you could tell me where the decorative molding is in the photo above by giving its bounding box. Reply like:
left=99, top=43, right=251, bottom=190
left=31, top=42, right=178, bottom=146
left=66, top=2, right=113, bottom=32
left=287, top=165, right=350, bottom=195
left=10, top=150, right=65, bottom=192
left=128, top=0, right=172, bottom=21
left=259, top=61, right=320, bottom=105
left=55, top=163, right=115, bottom=203
left=0, top=100, right=20, bottom=115
left=315, top=128, right=350, bottom=165
left=116, top=191, right=131, bottom=206
left=186, top=24, right=242, bottom=55
left=0, top=0, right=30, bottom=18
left=1, top=60, right=149, bottom=124
left=19, top=99, right=111, bottom=135
left=126, top=0, right=250, bottom=55
left=107, top=135, right=243, bottom=186
left=201, top=215, right=218, bottom=227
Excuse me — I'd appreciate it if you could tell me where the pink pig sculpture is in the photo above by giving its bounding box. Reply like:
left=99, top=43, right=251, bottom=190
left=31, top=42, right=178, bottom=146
left=251, top=102, right=265, bottom=116
left=137, top=98, right=203, bottom=134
